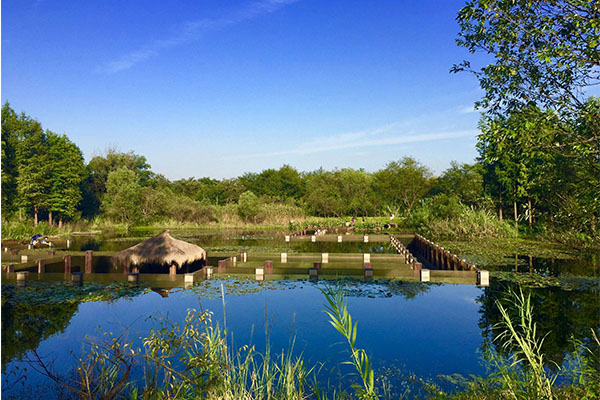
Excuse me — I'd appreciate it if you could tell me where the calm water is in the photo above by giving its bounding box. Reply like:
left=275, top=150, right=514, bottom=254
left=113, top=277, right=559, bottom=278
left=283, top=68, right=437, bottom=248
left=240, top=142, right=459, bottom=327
left=2, top=277, right=599, bottom=398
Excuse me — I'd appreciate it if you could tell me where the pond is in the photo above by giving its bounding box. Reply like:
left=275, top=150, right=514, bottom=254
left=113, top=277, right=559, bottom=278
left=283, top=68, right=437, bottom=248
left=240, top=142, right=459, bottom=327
left=1, top=231, right=599, bottom=398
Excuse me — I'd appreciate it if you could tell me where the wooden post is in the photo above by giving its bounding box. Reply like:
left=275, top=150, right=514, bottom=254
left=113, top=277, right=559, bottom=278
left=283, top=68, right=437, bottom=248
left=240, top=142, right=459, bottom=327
left=285, top=235, right=290, bottom=242
left=37, top=259, right=45, bottom=274
left=256, top=266, right=265, bottom=281
left=280, top=253, right=287, bottom=263
left=420, top=269, right=430, bottom=282
left=311, top=235, right=316, bottom=242
left=169, top=264, right=177, bottom=275
left=477, top=270, right=490, bottom=286
left=85, top=250, right=93, bottom=274
left=6, top=264, right=14, bottom=273
left=337, top=235, right=342, bottom=242
left=71, top=272, right=83, bottom=284
left=364, top=268, right=374, bottom=280
left=363, top=235, right=369, bottom=243
left=363, top=253, right=370, bottom=263
left=309, top=267, right=318, bottom=279
left=17, top=271, right=29, bottom=281
left=64, top=255, right=72, bottom=274
left=322, top=253, right=329, bottom=263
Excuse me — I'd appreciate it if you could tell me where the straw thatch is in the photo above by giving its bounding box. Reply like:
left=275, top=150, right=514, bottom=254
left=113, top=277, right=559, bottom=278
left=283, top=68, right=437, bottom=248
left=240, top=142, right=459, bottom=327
left=112, top=230, right=206, bottom=268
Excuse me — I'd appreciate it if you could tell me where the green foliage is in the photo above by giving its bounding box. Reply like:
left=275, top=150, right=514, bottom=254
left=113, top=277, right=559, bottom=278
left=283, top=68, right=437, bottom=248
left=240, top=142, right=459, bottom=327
left=239, top=164, right=305, bottom=201
left=373, top=157, right=432, bottom=217
left=454, top=0, right=599, bottom=119
left=237, top=190, right=262, bottom=222
left=83, top=147, right=153, bottom=217
left=1, top=102, right=20, bottom=215
left=15, top=116, right=49, bottom=222
left=46, top=132, right=86, bottom=222
left=322, top=286, right=379, bottom=399
left=101, top=167, right=141, bottom=224
left=407, top=201, right=517, bottom=240
left=429, top=162, right=487, bottom=208
left=304, top=168, right=376, bottom=217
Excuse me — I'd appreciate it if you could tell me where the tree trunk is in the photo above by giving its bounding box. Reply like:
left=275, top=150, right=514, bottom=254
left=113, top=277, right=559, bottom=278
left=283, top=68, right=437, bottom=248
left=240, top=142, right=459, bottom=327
left=58, top=217, right=63, bottom=229
left=48, top=210, right=53, bottom=226
left=527, top=198, right=532, bottom=233
left=499, top=193, right=503, bottom=221
left=513, top=201, right=518, bottom=231
left=34, top=206, right=38, bottom=225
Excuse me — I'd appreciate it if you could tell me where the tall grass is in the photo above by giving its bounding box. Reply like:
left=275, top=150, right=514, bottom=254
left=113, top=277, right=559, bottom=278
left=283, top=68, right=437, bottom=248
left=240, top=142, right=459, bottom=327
left=321, top=286, right=379, bottom=400
left=407, top=208, right=517, bottom=240
left=0, top=218, right=96, bottom=240
left=436, top=288, right=600, bottom=400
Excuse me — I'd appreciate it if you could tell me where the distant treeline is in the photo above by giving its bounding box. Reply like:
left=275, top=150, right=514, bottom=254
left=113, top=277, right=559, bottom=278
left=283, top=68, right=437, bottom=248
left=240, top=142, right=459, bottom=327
left=1, top=101, right=598, bottom=243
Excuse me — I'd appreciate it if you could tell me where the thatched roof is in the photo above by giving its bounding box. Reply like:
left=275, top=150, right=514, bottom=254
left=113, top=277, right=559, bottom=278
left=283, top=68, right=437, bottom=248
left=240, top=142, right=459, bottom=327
left=112, top=230, right=206, bottom=268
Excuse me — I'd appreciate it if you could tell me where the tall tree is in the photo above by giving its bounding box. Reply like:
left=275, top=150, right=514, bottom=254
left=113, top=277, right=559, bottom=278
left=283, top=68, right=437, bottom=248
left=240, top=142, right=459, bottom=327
left=101, top=168, right=141, bottom=224
left=83, top=148, right=153, bottom=216
left=454, top=0, right=600, bottom=160
left=1, top=103, right=20, bottom=216
left=373, top=157, right=432, bottom=217
left=15, top=118, right=49, bottom=225
left=47, top=132, right=86, bottom=225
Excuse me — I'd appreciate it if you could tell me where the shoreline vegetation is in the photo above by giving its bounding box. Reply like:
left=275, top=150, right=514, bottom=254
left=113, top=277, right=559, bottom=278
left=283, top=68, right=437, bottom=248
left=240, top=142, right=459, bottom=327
left=2, top=97, right=598, bottom=249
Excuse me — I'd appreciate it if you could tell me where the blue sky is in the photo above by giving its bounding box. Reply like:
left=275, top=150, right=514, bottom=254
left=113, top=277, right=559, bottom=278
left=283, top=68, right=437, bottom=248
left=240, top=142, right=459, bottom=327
left=2, top=0, right=488, bottom=179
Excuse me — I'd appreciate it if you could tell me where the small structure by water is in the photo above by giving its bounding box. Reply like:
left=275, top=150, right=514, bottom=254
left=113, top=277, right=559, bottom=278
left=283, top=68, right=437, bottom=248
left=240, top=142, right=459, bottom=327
left=112, top=230, right=206, bottom=274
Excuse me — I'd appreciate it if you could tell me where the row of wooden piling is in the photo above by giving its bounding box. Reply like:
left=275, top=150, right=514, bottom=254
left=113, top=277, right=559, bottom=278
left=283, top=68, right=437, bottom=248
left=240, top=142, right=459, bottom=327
left=412, top=234, right=476, bottom=271
left=286, top=234, right=371, bottom=243
left=412, top=234, right=490, bottom=286
left=389, top=235, right=421, bottom=269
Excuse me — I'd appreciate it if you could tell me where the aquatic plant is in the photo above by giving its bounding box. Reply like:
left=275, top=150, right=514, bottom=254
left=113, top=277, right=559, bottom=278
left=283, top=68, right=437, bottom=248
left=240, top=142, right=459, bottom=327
left=321, top=285, right=379, bottom=399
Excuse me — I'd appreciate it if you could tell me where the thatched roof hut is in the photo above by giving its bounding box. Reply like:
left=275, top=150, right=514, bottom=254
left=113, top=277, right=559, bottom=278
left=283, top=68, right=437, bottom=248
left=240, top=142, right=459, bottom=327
left=112, top=230, right=206, bottom=269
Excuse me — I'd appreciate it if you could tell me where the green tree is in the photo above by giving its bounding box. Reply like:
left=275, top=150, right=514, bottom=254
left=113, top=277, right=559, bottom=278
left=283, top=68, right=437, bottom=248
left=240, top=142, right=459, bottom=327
left=373, top=157, right=432, bottom=217
left=303, top=169, right=343, bottom=217
left=15, top=119, right=49, bottom=225
left=101, top=168, right=141, bottom=224
left=83, top=148, right=153, bottom=217
left=239, top=165, right=305, bottom=201
left=454, top=0, right=600, bottom=162
left=46, top=132, right=85, bottom=225
left=1, top=103, right=20, bottom=217
left=431, top=161, right=485, bottom=207
left=237, top=190, right=261, bottom=222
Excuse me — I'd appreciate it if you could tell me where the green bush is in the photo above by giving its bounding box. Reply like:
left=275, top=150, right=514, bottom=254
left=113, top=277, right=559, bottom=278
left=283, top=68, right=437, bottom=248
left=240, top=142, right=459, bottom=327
left=237, top=191, right=262, bottom=223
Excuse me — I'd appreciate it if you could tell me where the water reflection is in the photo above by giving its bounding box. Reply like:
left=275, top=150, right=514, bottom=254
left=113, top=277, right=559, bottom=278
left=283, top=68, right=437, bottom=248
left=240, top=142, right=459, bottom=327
left=477, top=279, right=600, bottom=369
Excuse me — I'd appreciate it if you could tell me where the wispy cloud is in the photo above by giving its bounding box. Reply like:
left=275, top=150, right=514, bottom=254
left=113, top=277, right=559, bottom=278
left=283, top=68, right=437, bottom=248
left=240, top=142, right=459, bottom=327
left=458, top=105, right=477, bottom=114
left=100, top=0, right=298, bottom=73
left=228, top=123, right=478, bottom=159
